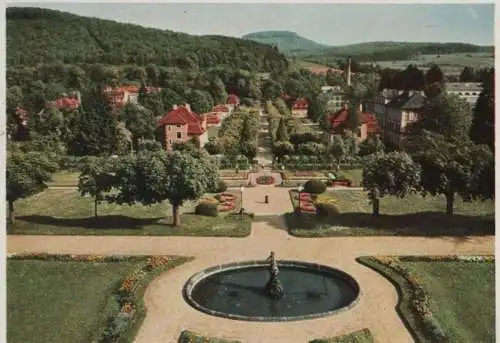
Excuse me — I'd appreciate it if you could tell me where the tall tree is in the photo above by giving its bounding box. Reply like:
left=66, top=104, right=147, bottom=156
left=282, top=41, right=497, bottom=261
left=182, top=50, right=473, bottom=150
left=275, top=116, right=289, bottom=142
left=470, top=68, right=494, bottom=150
left=67, top=86, right=120, bottom=156
left=411, top=93, right=472, bottom=141
left=7, top=151, right=58, bottom=224
left=307, top=95, right=327, bottom=123
left=459, top=66, right=476, bottom=82
left=329, top=135, right=346, bottom=170
left=78, top=157, right=116, bottom=218
left=358, top=135, right=385, bottom=157
left=424, top=64, right=445, bottom=98
left=362, top=152, right=421, bottom=216
left=118, top=103, right=156, bottom=147
left=108, top=150, right=218, bottom=226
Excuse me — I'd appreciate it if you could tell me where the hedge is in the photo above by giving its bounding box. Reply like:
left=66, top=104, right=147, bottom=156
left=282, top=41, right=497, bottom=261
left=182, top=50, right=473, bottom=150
left=304, top=179, right=327, bottom=194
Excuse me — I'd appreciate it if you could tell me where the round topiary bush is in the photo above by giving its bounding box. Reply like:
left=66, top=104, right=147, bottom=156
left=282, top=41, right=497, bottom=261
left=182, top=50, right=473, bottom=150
left=315, top=203, right=340, bottom=218
left=216, top=180, right=228, bottom=193
left=303, top=179, right=327, bottom=194
left=256, top=175, right=275, bottom=185
left=195, top=202, right=218, bottom=217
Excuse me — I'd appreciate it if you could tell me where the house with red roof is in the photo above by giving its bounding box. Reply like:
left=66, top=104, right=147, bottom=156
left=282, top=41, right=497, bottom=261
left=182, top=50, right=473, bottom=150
left=46, top=91, right=81, bottom=111
left=104, top=85, right=161, bottom=109
left=327, top=104, right=381, bottom=143
left=291, top=98, right=309, bottom=118
left=156, top=104, right=208, bottom=151
left=226, top=94, right=240, bottom=110
left=211, top=104, right=231, bottom=119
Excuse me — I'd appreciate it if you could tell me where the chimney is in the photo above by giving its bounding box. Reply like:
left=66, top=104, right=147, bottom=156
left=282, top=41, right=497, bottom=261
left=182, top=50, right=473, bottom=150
left=343, top=102, right=349, bottom=110
left=185, top=103, right=191, bottom=112
left=172, top=104, right=178, bottom=110
left=346, top=56, right=352, bottom=87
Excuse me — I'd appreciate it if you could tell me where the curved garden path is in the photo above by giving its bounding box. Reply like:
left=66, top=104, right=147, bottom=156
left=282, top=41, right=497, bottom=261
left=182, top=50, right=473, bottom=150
left=7, top=222, right=493, bottom=343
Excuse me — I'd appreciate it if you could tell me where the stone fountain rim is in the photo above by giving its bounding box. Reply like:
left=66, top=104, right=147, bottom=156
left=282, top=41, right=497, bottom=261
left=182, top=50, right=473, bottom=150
left=182, top=259, right=362, bottom=322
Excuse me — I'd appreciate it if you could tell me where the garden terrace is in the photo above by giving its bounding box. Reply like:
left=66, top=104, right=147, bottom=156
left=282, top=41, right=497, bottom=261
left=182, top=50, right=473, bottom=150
left=286, top=190, right=494, bottom=237
left=357, top=256, right=494, bottom=343
left=218, top=170, right=249, bottom=180
left=7, top=254, right=192, bottom=343
left=10, top=189, right=251, bottom=237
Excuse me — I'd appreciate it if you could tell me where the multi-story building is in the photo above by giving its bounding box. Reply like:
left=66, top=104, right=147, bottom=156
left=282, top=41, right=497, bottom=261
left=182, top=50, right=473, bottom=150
left=445, top=82, right=482, bottom=105
left=321, top=86, right=345, bottom=112
left=156, top=104, right=208, bottom=151
left=382, top=92, right=425, bottom=148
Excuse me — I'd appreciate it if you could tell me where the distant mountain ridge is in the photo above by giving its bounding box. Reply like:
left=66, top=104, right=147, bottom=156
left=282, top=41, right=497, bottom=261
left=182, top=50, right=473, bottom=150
left=242, top=30, right=494, bottom=61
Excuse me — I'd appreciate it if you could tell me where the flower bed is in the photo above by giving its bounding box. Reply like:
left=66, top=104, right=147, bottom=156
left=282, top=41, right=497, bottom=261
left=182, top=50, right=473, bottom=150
left=8, top=253, right=192, bottom=343
left=219, top=171, right=249, bottom=180
left=300, top=201, right=316, bottom=213
left=256, top=175, right=275, bottom=185
left=299, top=192, right=313, bottom=201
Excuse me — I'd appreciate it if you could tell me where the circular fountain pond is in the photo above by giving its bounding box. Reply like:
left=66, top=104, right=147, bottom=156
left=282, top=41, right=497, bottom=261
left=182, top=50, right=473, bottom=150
left=183, top=257, right=360, bottom=322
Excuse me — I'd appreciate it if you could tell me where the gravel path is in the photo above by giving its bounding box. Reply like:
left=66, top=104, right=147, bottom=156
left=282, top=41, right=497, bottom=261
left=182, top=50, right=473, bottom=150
left=7, top=224, right=493, bottom=343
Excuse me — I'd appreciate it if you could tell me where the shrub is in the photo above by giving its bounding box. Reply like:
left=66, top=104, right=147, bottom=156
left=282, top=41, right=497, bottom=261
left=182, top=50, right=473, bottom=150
left=304, top=179, right=327, bottom=194
left=195, top=202, right=218, bottom=217
left=316, top=203, right=341, bottom=218
left=216, top=180, right=228, bottom=192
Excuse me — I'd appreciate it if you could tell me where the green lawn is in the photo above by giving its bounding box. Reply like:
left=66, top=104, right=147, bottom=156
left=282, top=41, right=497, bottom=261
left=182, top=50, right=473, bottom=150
left=7, top=259, right=140, bottom=343
left=403, top=260, right=495, bottom=343
left=47, top=171, right=80, bottom=187
left=287, top=190, right=494, bottom=236
left=9, top=189, right=251, bottom=236
left=310, top=329, right=373, bottom=343
left=178, top=330, right=241, bottom=343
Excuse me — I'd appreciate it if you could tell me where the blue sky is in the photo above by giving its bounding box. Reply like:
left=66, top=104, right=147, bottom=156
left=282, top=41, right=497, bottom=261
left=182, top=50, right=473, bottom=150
left=9, top=2, right=495, bottom=46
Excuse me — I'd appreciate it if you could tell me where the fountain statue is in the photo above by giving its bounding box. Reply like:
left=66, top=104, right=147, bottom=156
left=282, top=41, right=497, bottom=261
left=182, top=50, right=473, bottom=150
left=265, top=251, right=284, bottom=300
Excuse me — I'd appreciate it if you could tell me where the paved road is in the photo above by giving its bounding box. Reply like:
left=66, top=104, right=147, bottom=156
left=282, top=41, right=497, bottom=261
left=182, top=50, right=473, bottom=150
left=7, top=224, right=494, bottom=343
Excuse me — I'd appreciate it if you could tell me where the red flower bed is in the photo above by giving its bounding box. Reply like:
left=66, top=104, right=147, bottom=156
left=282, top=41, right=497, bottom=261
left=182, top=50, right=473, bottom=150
left=218, top=201, right=236, bottom=212
left=220, top=193, right=235, bottom=201
left=300, top=202, right=316, bottom=213
left=256, top=175, right=275, bottom=185
left=299, top=192, right=312, bottom=201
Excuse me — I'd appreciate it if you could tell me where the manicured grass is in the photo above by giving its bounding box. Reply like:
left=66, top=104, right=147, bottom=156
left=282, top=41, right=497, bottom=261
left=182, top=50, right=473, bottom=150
left=7, top=259, right=139, bottom=343
left=9, top=189, right=251, bottom=236
left=310, top=329, right=373, bottom=343
left=178, top=330, right=241, bottom=343
left=402, top=260, right=495, bottom=343
left=287, top=190, right=494, bottom=236
left=336, top=169, right=362, bottom=187
left=358, top=257, right=495, bottom=343
left=47, top=171, right=79, bottom=187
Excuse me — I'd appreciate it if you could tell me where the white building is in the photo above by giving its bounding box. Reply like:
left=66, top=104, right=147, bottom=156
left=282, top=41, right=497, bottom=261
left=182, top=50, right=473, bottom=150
left=445, top=82, right=482, bottom=105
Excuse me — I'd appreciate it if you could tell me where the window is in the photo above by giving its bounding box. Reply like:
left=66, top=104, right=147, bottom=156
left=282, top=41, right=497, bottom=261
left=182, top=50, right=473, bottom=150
left=176, top=124, right=182, bottom=128
left=168, top=126, right=172, bottom=131
left=177, top=132, right=182, bottom=139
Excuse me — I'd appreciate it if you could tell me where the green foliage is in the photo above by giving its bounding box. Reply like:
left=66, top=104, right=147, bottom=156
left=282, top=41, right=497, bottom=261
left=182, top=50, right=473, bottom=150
left=262, top=79, right=283, bottom=99
left=470, top=68, right=494, bottom=150
left=204, top=139, right=225, bottom=155
left=358, top=135, right=384, bottom=157
left=297, top=142, right=326, bottom=156
left=6, top=151, right=58, bottom=223
left=315, top=203, right=341, bottom=218
left=362, top=152, right=421, bottom=215
left=216, top=180, right=228, bottom=193
left=186, top=89, right=214, bottom=113
left=195, top=202, right=219, bottom=217
left=411, top=133, right=494, bottom=215
left=136, top=139, right=163, bottom=152
left=411, top=93, right=472, bottom=141
left=7, top=7, right=288, bottom=72
left=118, top=103, right=156, bottom=146
left=272, top=141, right=294, bottom=161
left=307, top=95, right=327, bottom=123
left=304, top=179, right=327, bottom=194
left=275, top=117, right=289, bottom=142
left=67, top=87, right=120, bottom=156
left=178, top=330, right=242, bottom=343
left=329, top=135, right=347, bottom=167
left=78, top=156, right=116, bottom=218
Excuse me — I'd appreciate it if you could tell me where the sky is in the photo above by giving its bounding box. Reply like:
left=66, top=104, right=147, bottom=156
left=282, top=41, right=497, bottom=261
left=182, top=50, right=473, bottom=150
left=7, top=2, right=495, bottom=46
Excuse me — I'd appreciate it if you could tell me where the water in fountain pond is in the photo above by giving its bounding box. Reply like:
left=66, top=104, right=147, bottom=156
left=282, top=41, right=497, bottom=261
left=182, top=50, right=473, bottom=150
left=190, top=265, right=358, bottom=319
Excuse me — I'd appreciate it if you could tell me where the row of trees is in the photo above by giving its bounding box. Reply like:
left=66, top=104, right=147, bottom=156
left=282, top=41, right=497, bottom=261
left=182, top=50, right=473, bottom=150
left=7, top=143, right=220, bottom=227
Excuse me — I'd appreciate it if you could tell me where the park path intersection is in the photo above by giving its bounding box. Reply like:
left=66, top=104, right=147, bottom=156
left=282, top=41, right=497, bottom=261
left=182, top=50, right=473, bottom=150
left=7, top=208, right=494, bottom=343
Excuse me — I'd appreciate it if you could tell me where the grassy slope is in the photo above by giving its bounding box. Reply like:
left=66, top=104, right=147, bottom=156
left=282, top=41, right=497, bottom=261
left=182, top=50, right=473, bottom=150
left=403, top=261, right=495, bottom=343
left=310, top=329, right=373, bottom=343
left=7, top=259, right=139, bottom=343
left=288, top=190, right=494, bottom=236
left=10, top=189, right=251, bottom=236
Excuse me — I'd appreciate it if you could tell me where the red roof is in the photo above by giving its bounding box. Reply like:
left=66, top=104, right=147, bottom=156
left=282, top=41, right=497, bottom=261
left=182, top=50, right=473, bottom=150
left=211, top=104, right=230, bottom=113
left=205, top=115, right=221, bottom=124
left=226, top=94, right=240, bottom=105
left=329, top=107, right=380, bottom=134
left=48, top=96, right=80, bottom=110
left=292, top=98, right=309, bottom=110
left=157, top=106, right=206, bottom=136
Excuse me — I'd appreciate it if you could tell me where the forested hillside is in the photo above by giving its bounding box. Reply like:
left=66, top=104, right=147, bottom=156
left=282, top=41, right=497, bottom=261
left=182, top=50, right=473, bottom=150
left=6, top=7, right=288, bottom=71
left=242, top=31, right=330, bottom=56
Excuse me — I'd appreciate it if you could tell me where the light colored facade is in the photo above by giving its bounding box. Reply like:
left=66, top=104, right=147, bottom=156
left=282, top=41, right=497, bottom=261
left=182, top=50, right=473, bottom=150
left=321, top=86, right=345, bottom=112
left=445, top=82, right=482, bottom=105
left=382, top=92, right=425, bottom=148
